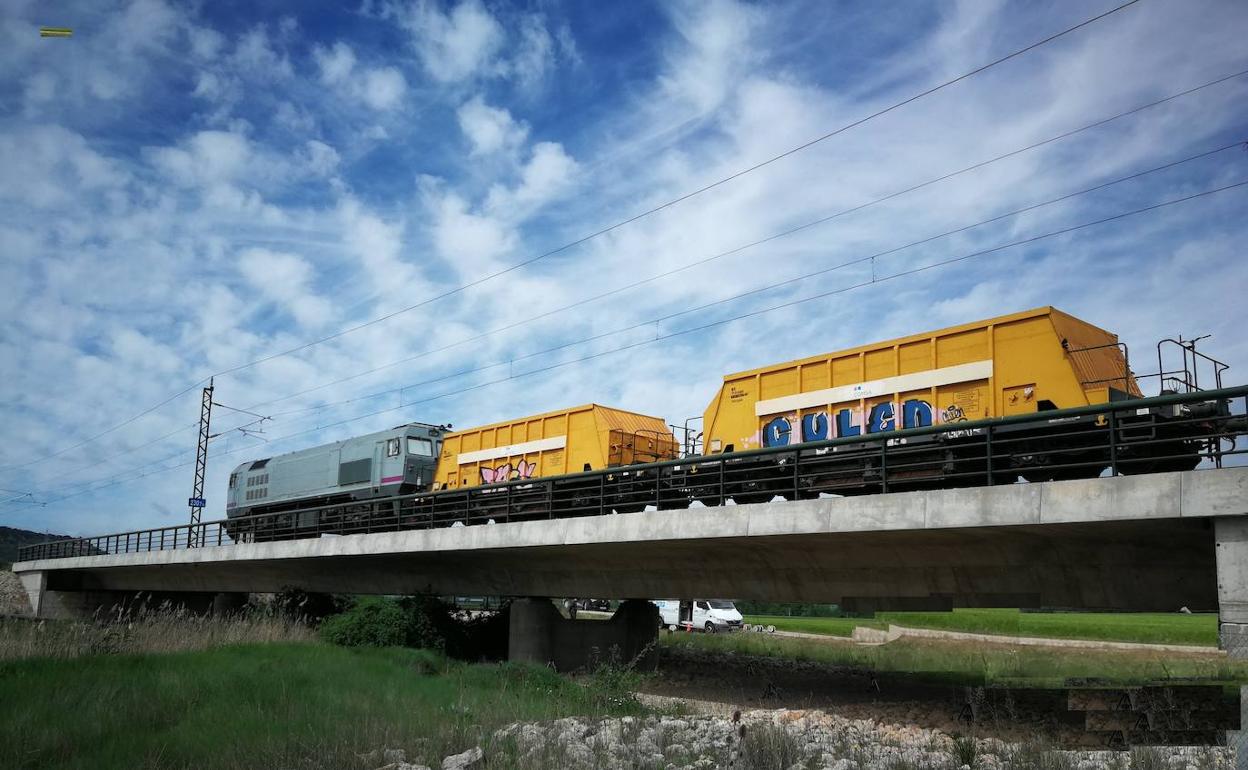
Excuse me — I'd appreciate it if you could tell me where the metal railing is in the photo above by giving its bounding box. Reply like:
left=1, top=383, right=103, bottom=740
left=19, top=386, right=1248, bottom=563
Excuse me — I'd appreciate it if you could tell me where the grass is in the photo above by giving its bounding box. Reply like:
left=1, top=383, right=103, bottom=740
left=743, top=615, right=885, bottom=637
left=745, top=608, right=1219, bottom=647
left=0, top=642, right=645, bottom=770
left=661, top=630, right=1248, bottom=689
left=0, top=609, right=315, bottom=661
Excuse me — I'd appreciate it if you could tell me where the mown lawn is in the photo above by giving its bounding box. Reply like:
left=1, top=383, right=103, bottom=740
left=662, top=631, right=1247, bottom=689
left=743, top=615, right=885, bottom=637
left=0, top=642, right=641, bottom=770
left=745, top=609, right=1219, bottom=646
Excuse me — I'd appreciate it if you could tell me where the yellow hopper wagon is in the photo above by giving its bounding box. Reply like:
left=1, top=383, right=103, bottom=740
left=693, top=307, right=1219, bottom=503
left=433, top=404, right=679, bottom=516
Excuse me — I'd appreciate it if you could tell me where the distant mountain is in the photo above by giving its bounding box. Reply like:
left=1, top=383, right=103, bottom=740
left=0, top=526, right=73, bottom=565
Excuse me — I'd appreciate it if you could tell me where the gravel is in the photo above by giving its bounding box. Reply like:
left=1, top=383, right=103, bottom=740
left=470, top=709, right=1233, bottom=769
left=0, top=569, right=30, bottom=616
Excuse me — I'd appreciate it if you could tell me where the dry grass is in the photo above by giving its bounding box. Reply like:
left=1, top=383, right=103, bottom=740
left=0, top=604, right=315, bottom=661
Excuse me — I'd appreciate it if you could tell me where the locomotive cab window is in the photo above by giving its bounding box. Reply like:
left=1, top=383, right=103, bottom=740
left=407, top=437, right=434, bottom=456
left=385, top=438, right=400, bottom=457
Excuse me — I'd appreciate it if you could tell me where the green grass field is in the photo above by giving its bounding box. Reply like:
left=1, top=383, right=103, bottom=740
left=0, top=642, right=642, bottom=770
left=663, top=631, right=1248, bottom=689
left=745, top=609, right=1220, bottom=646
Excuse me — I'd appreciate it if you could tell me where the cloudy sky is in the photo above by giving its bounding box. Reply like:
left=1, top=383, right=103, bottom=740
left=1, top=0, right=1246, bottom=536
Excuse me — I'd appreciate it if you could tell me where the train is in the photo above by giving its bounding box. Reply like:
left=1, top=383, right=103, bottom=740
left=225, top=307, right=1244, bottom=540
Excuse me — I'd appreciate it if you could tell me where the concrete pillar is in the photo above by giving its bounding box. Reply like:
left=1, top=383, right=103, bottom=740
left=508, top=597, right=558, bottom=667
left=1215, top=519, right=1248, bottom=763
left=507, top=598, right=660, bottom=672
left=612, top=599, right=661, bottom=671
left=1216, top=517, right=1248, bottom=660
left=16, top=570, right=45, bottom=616
left=211, top=592, right=248, bottom=615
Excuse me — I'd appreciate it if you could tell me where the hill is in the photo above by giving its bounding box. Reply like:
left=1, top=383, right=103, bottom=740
left=0, top=525, right=73, bottom=566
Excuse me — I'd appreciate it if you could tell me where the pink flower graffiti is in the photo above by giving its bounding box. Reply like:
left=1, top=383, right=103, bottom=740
left=480, top=459, right=537, bottom=484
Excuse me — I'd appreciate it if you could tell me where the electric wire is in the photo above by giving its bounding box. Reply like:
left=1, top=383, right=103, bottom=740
left=31, top=63, right=1244, bottom=487
left=27, top=140, right=1244, bottom=501
left=255, top=139, right=1248, bottom=419
left=33, top=176, right=1246, bottom=510
left=0, top=0, right=1146, bottom=474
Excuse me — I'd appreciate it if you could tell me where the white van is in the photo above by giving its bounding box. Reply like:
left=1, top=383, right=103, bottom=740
left=652, top=599, right=743, bottom=633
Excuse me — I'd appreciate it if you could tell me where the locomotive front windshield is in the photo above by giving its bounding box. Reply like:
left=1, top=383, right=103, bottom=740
left=408, top=437, right=434, bottom=456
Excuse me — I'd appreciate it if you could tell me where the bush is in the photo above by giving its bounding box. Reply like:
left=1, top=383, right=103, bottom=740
left=738, top=722, right=804, bottom=770
left=319, top=597, right=409, bottom=647
left=319, top=595, right=512, bottom=659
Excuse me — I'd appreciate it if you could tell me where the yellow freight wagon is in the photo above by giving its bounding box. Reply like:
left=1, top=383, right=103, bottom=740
left=702, top=307, right=1138, bottom=454
left=434, top=404, right=677, bottom=489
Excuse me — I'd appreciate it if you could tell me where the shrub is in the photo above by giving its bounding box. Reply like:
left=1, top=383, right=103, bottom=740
left=738, top=722, right=804, bottom=770
left=319, top=595, right=512, bottom=659
left=319, top=597, right=409, bottom=647
left=949, top=735, right=978, bottom=768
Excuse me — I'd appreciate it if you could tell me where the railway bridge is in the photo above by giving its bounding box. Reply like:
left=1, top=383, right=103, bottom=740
left=13, top=467, right=1248, bottom=662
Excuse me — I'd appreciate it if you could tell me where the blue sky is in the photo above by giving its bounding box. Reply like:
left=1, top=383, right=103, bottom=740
left=1, top=0, right=1247, bottom=535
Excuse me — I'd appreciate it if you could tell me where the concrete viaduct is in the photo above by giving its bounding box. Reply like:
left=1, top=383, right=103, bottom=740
left=13, top=466, right=1248, bottom=665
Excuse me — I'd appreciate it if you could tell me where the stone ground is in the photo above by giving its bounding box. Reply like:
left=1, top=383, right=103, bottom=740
left=366, top=706, right=1234, bottom=769
left=0, top=569, right=29, bottom=615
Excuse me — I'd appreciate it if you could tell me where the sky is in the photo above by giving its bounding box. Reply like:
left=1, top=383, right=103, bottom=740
left=1, top=0, right=1246, bottom=537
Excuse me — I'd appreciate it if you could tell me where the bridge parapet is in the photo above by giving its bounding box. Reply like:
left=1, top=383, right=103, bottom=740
left=19, top=387, right=1248, bottom=563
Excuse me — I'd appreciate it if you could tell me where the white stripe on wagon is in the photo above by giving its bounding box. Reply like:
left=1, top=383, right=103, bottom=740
left=754, top=360, right=994, bottom=417
left=457, top=435, right=568, bottom=465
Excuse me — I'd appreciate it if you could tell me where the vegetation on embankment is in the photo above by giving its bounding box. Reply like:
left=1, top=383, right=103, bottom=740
left=662, top=630, right=1248, bottom=688
left=0, top=642, right=646, bottom=770
left=0, top=607, right=315, bottom=661
left=746, top=608, right=1220, bottom=646
left=0, top=525, right=74, bottom=564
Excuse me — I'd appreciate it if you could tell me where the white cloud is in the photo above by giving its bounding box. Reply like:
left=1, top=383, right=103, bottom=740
left=238, top=248, right=334, bottom=328
left=315, top=41, right=358, bottom=86
left=659, top=0, right=762, bottom=114
left=300, top=140, right=341, bottom=176
left=484, top=141, right=578, bottom=215
left=402, top=0, right=504, bottom=83
left=362, top=67, right=407, bottom=110
left=457, top=96, right=528, bottom=156
left=314, top=41, right=407, bottom=111
left=428, top=190, right=516, bottom=276
left=232, top=26, right=294, bottom=80
left=147, top=130, right=252, bottom=188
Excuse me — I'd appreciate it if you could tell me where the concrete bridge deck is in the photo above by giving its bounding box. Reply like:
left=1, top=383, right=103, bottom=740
left=13, top=467, right=1248, bottom=652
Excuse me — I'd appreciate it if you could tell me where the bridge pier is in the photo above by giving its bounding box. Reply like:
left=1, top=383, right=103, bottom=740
left=508, top=598, right=659, bottom=672
left=1216, top=517, right=1248, bottom=660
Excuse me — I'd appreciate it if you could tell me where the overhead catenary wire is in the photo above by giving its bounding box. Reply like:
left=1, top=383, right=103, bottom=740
left=25, top=140, right=1244, bottom=502
left=32, top=176, right=1246, bottom=510
left=0, top=0, right=1146, bottom=474
left=17, top=133, right=1243, bottom=505
left=249, top=139, right=1248, bottom=420
left=243, top=67, right=1248, bottom=416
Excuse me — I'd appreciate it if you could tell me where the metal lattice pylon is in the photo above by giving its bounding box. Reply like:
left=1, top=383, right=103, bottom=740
left=188, top=378, right=213, bottom=547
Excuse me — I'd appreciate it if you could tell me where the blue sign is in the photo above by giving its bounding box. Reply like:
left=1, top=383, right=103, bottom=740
left=188, top=497, right=206, bottom=508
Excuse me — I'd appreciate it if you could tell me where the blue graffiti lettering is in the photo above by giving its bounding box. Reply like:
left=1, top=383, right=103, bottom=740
left=834, top=408, right=861, bottom=438
left=801, top=412, right=829, bottom=441
left=902, top=399, right=933, bottom=429
left=762, top=416, right=792, bottom=447
left=867, top=402, right=896, bottom=433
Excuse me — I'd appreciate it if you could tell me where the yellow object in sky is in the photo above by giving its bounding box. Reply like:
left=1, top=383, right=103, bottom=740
left=40, top=27, right=73, bottom=38
left=701, top=307, right=1139, bottom=454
